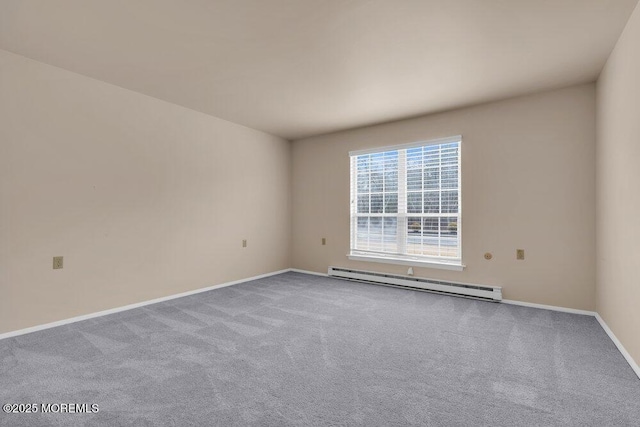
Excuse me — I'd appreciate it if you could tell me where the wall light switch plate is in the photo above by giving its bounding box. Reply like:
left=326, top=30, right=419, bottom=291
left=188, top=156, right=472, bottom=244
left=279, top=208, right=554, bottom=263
left=516, top=249, right=525, bottom=260
left=322, top=238, right=326, bottom=245
left=242, top=239, right=247, bottom=248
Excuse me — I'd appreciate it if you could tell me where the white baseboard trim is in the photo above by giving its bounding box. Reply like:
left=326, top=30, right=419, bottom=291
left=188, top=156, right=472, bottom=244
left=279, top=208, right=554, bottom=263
left=595, top=313, right=640, bottom=380
left=3, top=267, right=639, bottom=382
left=0, top=268, right=291, bottom=341
left=289, top=268, right=327, bottom=277
left=502, top=299, right=596, bottom=316
left=502, top=299, right=638, bottom=380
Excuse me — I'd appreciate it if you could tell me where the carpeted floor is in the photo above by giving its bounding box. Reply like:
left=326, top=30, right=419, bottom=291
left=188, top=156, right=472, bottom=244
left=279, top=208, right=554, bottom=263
left=1, top=272, right=639, bottom=426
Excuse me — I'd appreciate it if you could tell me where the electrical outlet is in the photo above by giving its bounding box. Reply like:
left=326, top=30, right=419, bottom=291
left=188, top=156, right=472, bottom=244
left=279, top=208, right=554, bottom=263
left=242, top=239, right=247, bottom=248
left=53, top=256, right=63, bottom=269
left=322, top=238, right=326, bottom=245
left=517, top=249, right=525, bottom=260
left=484, top=252, right=493, bottom=260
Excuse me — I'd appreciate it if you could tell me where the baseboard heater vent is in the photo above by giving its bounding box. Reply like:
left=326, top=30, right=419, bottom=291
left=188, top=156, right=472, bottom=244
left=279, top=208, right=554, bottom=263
left=328, top=267, right=502, bottom=302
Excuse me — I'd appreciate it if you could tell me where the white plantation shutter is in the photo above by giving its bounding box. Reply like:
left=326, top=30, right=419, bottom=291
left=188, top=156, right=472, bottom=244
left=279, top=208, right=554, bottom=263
left=350, top=136, right=461, bottom=264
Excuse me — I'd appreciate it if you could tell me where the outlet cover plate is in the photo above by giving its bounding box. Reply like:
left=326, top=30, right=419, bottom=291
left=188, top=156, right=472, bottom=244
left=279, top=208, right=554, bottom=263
left=53, top=256, right=63, bottom=269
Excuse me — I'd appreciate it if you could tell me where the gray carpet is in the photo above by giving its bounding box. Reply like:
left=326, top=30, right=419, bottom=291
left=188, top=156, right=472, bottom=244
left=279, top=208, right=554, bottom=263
left=1, top=272, right=639, bottom=426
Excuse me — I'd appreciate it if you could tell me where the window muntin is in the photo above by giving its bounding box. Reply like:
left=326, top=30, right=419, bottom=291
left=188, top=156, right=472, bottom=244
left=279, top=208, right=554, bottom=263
left=350, top=137, right=461, bottom=264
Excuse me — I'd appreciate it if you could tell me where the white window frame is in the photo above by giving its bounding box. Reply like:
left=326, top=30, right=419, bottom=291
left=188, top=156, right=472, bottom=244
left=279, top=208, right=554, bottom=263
left=348, top=135, right=464, bottom=271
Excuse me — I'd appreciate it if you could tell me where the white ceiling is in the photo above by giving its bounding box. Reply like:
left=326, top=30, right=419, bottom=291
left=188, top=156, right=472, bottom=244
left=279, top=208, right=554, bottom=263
left=1, top=0, right=638, bottom=140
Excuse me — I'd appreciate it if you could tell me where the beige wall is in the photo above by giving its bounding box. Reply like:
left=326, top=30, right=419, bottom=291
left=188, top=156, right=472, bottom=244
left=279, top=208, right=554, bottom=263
left=0, top=50, right=291, bottom=334
left=596, top=4, right=640, bottom=364
left=292, top=84, right=596, bottom=310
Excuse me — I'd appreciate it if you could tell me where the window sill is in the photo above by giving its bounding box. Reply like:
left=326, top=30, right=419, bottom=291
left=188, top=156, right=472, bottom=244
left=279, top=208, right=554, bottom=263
left=347, top=254, right=465, bottom=271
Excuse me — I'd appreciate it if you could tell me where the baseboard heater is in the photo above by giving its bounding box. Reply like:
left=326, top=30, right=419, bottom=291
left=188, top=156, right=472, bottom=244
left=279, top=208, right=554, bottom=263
left=327, top=267, right=502, bottom=302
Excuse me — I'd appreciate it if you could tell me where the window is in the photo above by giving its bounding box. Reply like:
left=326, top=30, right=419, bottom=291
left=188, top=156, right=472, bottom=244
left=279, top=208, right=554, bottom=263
left=349, top=136, right=462, bottom=269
